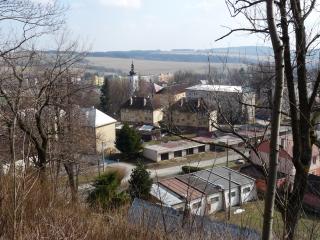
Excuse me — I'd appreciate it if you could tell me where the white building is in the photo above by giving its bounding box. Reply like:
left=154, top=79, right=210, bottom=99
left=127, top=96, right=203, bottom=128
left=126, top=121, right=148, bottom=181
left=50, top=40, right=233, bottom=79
left=185, top=84, right=255, bottom=124
left=82, top=107, right=117, bottom=153
left=151, top=167, right=257, bottom=216
left=143, top=140, right=209, bottom=162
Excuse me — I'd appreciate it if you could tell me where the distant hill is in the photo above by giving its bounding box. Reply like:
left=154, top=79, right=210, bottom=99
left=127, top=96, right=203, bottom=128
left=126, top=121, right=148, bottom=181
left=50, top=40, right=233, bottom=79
left=88, top=46, right=274, bottom=64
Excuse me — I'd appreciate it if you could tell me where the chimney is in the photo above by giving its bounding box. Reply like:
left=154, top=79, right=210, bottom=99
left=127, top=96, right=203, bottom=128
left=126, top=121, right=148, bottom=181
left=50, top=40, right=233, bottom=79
left=143, top=97, right=147, bottom=106
left=129, top=97, right=133, bottom=105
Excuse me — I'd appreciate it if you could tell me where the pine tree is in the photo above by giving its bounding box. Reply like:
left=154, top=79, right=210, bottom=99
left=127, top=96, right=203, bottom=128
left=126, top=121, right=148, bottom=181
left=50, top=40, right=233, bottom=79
left=128, top=162, right=152, bottom=200
left=100, top=76, right=110, bottom=113
left=115, top=123, right=142, bottom=157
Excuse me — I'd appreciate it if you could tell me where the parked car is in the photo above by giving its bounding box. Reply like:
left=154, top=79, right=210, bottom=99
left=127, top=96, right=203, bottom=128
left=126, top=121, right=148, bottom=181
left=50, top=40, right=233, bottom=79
left=235, top=159, right=245, bottom=164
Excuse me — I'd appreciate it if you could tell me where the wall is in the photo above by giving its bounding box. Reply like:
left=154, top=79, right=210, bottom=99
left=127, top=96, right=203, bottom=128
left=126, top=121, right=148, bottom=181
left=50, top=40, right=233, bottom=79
left=143, top=148, right=159, bottom=162
left=96, top=123, right=116, bottom=153
left=121, top=108, right=164, bottom=125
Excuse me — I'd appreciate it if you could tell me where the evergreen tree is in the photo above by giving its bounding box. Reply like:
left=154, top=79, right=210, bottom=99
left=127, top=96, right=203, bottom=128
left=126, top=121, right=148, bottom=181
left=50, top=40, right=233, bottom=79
left=100, top=76, right=110, bottom=113
left=128, top=162, right=152, bottom=200
left=87, top=170, right=128, bottom=209
left=116, top=123, right=142, bottom=157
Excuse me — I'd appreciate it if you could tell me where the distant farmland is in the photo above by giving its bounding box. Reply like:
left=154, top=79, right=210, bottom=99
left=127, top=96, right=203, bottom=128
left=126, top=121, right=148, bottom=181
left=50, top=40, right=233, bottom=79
left=85, top=57, right=245, bottom=75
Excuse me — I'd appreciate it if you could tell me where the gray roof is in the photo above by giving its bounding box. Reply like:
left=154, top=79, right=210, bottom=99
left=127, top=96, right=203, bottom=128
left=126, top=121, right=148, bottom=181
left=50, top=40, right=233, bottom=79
left=128, top=198, right=260, bottom=240
left=193, top=167, right=255, bottom=190
left=176, top=174, right=221, bottom=195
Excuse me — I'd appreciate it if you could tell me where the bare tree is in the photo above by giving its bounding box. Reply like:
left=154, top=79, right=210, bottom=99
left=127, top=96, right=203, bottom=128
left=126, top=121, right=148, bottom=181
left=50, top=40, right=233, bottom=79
left=218, top=0, right=320, bottom=239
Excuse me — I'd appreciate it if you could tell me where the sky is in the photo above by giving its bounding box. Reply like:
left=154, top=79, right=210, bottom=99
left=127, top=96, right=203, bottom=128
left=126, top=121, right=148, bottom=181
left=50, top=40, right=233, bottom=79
left=55, top=0, right=267, bottom=51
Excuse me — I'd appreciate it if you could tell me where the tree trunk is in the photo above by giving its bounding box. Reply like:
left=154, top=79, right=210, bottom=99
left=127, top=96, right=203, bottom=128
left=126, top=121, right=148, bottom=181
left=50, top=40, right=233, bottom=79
left=262, top=0, right=285, bottom=239
left=64, top=162, right=78, bottom=203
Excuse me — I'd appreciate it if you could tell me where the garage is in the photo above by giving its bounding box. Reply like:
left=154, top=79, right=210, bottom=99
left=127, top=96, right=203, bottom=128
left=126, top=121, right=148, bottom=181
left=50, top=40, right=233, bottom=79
left=161, top=153, right=169, bottom=160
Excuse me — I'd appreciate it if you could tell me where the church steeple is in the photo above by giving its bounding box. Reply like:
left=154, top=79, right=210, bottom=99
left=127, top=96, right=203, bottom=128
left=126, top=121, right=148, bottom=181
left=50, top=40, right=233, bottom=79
left=129, top=60, right=136, bottom=76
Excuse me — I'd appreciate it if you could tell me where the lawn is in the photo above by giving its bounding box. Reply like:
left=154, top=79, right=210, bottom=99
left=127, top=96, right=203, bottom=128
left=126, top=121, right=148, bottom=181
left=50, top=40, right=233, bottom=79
left=212, top=200, right=320, bottom=239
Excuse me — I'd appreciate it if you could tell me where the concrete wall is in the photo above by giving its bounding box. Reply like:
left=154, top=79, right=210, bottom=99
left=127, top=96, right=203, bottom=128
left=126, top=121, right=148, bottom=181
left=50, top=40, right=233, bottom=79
left=96, top=123, right=116, bottom=153
left=171, top=110, right=216, bottom=131
left=143, top=148, right=159, bottom=162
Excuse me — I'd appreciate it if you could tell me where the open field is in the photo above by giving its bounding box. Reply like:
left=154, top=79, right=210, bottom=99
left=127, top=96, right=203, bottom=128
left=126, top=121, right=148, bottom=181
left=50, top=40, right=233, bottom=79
left=85, top=56, right=245, bottom=75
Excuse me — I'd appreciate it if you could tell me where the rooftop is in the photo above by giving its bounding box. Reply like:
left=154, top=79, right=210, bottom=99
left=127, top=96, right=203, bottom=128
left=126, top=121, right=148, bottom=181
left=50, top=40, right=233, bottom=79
left=176, top=174, right=221, bottom=195
left=186, top=84, right=243, bottom=93
left=121, top=96, right=162, bottom=110
left=159, top=178, right=203, bottom=201
left=82, top=107, right=117, bottom=128
left=193, top=167, right=255, bottom=190
left=144, top=140, right=205, bottom=153
left=128, top=198, right=260, bottom=240
left=150, top=183, right=184, bottom=206
left=170, top=98, right=210, bottom=113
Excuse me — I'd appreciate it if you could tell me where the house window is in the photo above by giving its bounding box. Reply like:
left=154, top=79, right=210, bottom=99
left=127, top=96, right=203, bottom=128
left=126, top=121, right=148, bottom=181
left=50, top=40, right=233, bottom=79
left=174, top=151, right=182, bottom=158
left=186, top=148, right=194, bottom=155
left=313, top=157, right=317, bottom=164
left=210, top=196, right=219, bottom=203
left=198, top=146, right=205, bottom=153
left=243, top=187, right=251, bottom=194
left=161, top=153, right=169, bottom=161
left=229, top=191, right=236, bottom=198
left=192, top=201, right=201, bottom=209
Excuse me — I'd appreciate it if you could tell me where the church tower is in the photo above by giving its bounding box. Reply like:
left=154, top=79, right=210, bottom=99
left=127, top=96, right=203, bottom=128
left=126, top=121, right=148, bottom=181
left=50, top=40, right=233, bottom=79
left=128, top=61, right=139, bottom=96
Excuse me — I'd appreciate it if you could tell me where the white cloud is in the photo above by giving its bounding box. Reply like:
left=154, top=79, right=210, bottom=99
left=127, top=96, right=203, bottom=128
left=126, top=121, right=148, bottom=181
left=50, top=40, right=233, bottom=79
left=99, top=0, right=142, bottom=9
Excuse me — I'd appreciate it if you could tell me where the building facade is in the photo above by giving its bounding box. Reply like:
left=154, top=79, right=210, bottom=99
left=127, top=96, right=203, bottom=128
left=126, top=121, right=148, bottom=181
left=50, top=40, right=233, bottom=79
left=185, top=84, right=255, bottom=124
left=120, top=96, right=163, bottom=126
left=82, top=107, right=117, bottom=153
left=168, top=98, right=217, bottom=132
left=143, top=140, right=209, bottom=162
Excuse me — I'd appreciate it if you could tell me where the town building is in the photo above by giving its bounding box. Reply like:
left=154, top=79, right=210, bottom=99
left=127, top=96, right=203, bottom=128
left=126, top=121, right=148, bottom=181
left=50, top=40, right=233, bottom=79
left=156, top=83, right=189, bottom=106
left=185, top=84, right=255, bottom=124
left=91, top=74, right=104, bottom=87
left=150, top=167, right=257, bottom=215
left=143, top=140, right=209, bottom=162
left=250, top=135, right=320, bottom=178
left=120, top=96, right=163, bottom=126
left=168, top=98, right=217, bottom=132
left=82, top=107, right=117, bottom=153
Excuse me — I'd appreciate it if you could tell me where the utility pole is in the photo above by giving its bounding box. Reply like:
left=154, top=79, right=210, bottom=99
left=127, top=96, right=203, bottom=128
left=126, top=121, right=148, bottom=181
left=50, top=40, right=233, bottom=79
left=228, top=172, right=231, bottom=221
left=226, top=139, right=229, bottom=167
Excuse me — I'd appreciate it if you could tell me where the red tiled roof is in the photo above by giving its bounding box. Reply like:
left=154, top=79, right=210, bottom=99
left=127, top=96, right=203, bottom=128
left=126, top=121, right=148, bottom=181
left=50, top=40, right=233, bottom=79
left=159, top=178, right=203, bottom=201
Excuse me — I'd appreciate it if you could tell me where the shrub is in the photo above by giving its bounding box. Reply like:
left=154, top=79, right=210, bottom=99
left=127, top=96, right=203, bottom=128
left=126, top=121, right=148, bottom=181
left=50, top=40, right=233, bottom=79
left=87, top=169, right=128, bottom=209
left=181, top=166, right=203, bottom=174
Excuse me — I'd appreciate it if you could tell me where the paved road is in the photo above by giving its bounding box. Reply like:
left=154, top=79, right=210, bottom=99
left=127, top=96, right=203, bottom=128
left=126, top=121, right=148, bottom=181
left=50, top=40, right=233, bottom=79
left=78, top=152, right=246, bottom=192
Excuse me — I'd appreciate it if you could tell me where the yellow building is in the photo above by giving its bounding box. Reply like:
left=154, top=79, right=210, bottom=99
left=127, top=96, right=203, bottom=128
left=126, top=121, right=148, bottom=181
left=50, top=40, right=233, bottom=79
left=168, top=98, right=217, bottom=132
left=82, top=107, right=117, bottom=153
left=120, top=96, right=163, bottom=126
left=92, top=75, right=104, bottom=87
